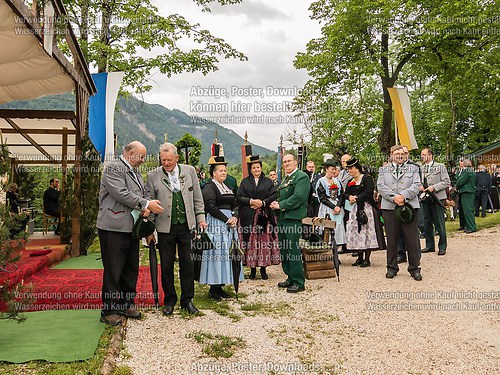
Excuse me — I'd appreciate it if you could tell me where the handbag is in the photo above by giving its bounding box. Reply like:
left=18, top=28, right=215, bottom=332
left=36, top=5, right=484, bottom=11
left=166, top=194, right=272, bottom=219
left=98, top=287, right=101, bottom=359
left=357, top=209, right=368, bottom=225
left=256, top=212, right=268, bottom=228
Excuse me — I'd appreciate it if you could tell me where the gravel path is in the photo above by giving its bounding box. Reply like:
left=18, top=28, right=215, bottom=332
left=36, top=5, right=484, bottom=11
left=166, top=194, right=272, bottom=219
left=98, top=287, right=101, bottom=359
left=117, top=226, right=500, bottom=374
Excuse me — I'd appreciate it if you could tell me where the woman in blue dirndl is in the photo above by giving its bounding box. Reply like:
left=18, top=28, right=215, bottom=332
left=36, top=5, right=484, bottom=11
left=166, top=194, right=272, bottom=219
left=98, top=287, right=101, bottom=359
left=315, top=159, right=346, bottom=247
left=199, top=156, right=244, bottom=301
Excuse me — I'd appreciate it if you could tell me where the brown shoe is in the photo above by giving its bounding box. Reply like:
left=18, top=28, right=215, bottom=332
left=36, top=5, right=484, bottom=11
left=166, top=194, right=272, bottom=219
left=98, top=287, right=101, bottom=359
left=119, top=305, right=142, bottom=319
left=100, top=313, right=125, bottom=326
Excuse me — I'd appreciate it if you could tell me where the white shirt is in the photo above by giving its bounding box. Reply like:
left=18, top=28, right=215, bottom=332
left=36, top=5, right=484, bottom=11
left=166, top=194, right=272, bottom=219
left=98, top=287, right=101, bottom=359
left=167, top=165, right=181, bottom=192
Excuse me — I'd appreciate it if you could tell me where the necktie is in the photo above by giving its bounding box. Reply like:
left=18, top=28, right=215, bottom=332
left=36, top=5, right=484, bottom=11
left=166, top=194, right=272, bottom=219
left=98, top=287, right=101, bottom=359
left=170, top=171, right=180, bottom=193
left=396, top=165, right=400, bottom=178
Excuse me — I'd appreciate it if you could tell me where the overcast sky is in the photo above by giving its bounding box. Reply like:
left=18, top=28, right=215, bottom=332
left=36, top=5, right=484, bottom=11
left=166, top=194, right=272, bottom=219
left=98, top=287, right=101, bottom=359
left=142, top=0, right=322, bottom=150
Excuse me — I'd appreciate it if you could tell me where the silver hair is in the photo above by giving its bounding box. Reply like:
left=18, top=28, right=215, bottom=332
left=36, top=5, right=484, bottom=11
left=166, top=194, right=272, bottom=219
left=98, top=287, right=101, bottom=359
left=159, top=142, right=178, bottom=155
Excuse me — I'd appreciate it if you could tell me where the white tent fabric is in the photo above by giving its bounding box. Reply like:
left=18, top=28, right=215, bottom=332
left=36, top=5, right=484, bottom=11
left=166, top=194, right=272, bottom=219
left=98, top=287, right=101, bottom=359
left=0, top=116, right=76, bottom=164
left=0, top=0, right=73, bottom=104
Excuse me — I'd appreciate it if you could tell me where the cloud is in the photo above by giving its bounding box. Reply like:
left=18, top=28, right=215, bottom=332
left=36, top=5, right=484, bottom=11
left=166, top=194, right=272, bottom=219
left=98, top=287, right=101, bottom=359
left=142, top=0, right=321, bottom=149
left=208, top=0, right=291, bottom=24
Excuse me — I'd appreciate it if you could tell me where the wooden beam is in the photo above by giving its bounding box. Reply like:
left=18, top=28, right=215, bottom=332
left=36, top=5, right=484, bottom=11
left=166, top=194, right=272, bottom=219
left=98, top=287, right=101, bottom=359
left=1, top=129, right=77, bottom=135
left=12, top=160, right=76, bottom=165
left=0, top=109, right=76, bottom=120
left=6, top=144, right=76, bottom=147
left=4, top=118, right=57, bottom=163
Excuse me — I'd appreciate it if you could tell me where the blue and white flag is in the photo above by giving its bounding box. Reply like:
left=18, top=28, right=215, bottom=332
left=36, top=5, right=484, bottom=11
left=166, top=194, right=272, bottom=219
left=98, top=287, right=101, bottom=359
left=88, top=72, right=125, bottom=162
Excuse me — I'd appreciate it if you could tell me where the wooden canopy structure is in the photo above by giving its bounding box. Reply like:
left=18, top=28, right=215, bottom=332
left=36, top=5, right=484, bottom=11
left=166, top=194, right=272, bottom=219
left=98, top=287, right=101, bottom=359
left=0, top=0, right=97, bottom=255
left=472, top=140, right=500, bottom=169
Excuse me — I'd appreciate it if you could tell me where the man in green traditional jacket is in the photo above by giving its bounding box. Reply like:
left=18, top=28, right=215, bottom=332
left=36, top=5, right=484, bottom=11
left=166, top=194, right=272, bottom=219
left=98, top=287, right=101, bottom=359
left=456, top=159, right=477, bottom=233
left=270, top=153, right=310, bottom=293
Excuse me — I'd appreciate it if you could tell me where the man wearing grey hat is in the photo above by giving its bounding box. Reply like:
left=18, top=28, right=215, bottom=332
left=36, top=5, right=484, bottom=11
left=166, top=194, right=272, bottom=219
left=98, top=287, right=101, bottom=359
left=377, top=145, right=422, bottom=281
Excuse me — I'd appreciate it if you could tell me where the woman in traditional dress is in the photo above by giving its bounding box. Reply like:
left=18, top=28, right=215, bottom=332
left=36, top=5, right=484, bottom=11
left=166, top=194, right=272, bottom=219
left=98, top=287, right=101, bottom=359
left=237, top=155, right=280, bottom=280
left=315, top=159, right=346, bottom=248
left=200, top=156, right=243, bottom=301
left=343, top=157, right=386, bottom=267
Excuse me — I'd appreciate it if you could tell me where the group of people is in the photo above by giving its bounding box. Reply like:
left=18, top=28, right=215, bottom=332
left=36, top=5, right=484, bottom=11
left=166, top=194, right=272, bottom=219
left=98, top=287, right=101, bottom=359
left=5, top=178, right=61, bottom=238
left=96, top=140, right=495, bottom=325
left=97, top=142, right=305, bottom=325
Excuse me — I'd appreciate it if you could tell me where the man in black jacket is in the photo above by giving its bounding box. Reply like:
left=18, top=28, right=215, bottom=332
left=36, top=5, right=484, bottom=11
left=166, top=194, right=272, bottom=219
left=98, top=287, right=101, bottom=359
left=475, top=165, right=491, bottom=217
left=43, top=178, right=61, bottom=235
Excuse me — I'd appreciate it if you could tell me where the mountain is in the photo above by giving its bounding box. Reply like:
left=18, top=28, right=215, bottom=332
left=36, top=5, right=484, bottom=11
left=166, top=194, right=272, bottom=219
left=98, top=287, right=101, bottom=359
left=0, top=93, right=274, bottom=165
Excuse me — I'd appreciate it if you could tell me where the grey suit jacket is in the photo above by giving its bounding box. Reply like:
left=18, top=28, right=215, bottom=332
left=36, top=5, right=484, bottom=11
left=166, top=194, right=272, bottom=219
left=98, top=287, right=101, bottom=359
left=146, top=164, right=205, bottom=233
left=422, top=161, right=450, bottom=200
left=377, top=162, right=421, bottom=210
left=97, top=157, right=149, bottom=233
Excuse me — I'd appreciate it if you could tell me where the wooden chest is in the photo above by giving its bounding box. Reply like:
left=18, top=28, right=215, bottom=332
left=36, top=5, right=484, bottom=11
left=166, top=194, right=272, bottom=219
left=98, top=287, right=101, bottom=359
left=301, top=246, right=336, bottom=279
left=300, top=217, right=337, bottom=280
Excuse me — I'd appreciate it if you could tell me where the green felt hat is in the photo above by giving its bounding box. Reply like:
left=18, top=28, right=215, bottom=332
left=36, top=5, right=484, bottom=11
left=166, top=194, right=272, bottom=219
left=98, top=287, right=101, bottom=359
left=132, top=216, right=156, bottom=239
left=394, top=203, right=415, bottom=224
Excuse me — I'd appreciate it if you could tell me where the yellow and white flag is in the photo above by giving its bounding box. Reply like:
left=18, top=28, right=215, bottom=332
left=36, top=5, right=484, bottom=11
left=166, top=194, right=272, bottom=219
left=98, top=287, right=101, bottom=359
left=387, top=87, right=418, bottom=150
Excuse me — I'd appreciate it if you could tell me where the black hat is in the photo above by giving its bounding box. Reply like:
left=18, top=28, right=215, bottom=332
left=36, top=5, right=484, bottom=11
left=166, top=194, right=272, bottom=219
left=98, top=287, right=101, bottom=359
left=132, top=216, right=156, bottom=239
left=245, top=155, right=261, bottom=164
left=346, top=157, right=360, bottom=168
left=394, top=203, right=415, bottom=224
left=322, top=159, right=337, bottom=167
left=208, top=156, right=227, bottom=165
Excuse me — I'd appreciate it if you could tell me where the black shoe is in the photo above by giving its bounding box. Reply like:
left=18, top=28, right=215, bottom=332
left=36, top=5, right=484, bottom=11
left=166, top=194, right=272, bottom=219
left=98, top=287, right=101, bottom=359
left=338, top=245, right=347, bottom=254
left=421, top=247, right=435, bottom=253
left=464, top=229, right=477, bottom=234
left=218, top=288, right=231, bottom=299
left=119, top=305, right=142, bottom=319
left=162, top=305, right=174, bottom=316
left=386, top=271, right=398, bottom=279
left=208, top=289, right=222, bottom=302
left=397, top=256, right=407, bottom=264
left=411, top=271, right=423, bottom=281
left=260, top=267, right=268, bottom=280
left=181, top=301, right=199, bottom=315
left=437, top=249, right=446, bottom=256
left=278, top=280, right=293, bottom=288
left=359, top=260, right=371, bottom=268
left=249, top=268, right=256, bottom=280
left=352, top=258, right=363, bottom=266
left=458, top=227, right=465, bottom=230
left=100, top=313, right=125, bottom=326
left=286, top=285, right=305, bottom=293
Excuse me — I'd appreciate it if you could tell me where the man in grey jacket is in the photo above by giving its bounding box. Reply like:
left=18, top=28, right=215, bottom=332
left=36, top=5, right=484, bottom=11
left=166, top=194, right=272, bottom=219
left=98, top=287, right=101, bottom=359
left=377, top=145, right=422, bottom=281
left=97, top=141, right=164, bottom=325
left=420, top=148, right=450, bottom=255
left=146, top=143, right=207, bottom=316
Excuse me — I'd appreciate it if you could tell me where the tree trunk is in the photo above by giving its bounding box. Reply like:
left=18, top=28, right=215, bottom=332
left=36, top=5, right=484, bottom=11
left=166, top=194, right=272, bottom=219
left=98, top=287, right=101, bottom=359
left=99, top=0, right=114, bottom=73
left=379, top=33, right=395, bottom=156
left=80, top=0, right=89, bottom=60
left=446, top=91, right=456, bottom=170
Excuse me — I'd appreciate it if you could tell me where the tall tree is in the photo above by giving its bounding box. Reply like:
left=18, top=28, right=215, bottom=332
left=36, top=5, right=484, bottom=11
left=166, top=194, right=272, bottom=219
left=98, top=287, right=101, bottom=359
left=63, top=0, right=247, bottom=93
left=294, top=0, right=499, bottom=156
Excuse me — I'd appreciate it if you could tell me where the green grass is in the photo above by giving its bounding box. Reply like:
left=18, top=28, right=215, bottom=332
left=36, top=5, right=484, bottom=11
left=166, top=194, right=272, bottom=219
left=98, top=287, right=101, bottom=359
left=240, top=301, right=291, bottom=317
left=187, top=331, right=246, bottom=359
left=0, top=325, right=119, bottom=375
left=445, top=211, right=500, bottom=233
